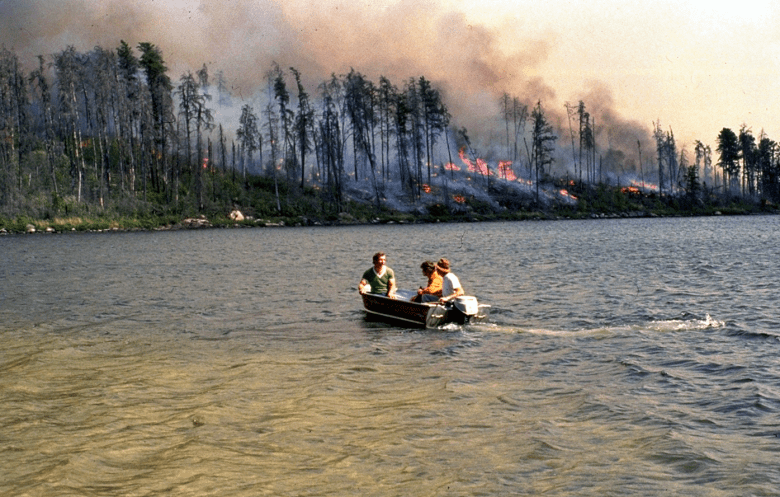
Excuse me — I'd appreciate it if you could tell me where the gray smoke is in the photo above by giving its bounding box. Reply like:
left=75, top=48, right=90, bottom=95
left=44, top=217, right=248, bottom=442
left=1, top=0, right=652, bottom=172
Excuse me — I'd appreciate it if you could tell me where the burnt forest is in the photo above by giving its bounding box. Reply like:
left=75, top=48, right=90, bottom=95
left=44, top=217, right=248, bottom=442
left=1, top=42, right=779, bottom=234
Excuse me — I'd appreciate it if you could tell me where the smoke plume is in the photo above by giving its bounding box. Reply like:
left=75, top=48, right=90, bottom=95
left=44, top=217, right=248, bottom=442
left=1, top=0, right=651, bottom=168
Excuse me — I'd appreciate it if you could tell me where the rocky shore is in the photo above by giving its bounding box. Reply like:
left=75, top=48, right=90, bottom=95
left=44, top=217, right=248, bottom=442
left=3, top=206, right=771, bottom=236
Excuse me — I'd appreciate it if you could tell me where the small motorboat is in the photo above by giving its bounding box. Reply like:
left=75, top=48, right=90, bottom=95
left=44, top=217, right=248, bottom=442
left=361, top=289, right=490, bottom=328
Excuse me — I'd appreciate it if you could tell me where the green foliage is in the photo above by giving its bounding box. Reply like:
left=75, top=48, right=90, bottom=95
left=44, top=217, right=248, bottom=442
left=427, top=203, right=449, bottom=217
left=465, top=198, right=497, bottom=215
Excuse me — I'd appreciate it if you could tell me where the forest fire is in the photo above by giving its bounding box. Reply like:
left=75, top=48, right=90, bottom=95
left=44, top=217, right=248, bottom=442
left=444, top=162, right=461, bottom=172
left=560, top=189, right=577, bottom=200
left=453, top=195, right=466, bottom=203
left=422, top=184, right=431, bottom=193
left=497, top=161, right=516, bottom=181
left=621, top=186, right=640, bottom=194
left=630, top=179, right=659, bottom=192
left=477, top=158, right=493, bottom=176
left=458, top=148, right=492, bottom=176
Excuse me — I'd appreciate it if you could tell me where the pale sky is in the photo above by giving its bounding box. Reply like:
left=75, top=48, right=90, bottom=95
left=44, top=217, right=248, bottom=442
left=449, top=0, right=780, bottom=146
left=2, top=0, right=779, bottom=150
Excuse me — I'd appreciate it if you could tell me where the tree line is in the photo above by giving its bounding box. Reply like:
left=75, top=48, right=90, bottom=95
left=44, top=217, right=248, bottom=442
left=2, top=41, right=779, bottom=223
left=1, top=41, right=469, bottom=218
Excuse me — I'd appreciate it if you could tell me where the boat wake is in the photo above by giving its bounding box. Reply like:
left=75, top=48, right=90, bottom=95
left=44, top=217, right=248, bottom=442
left=643, top=314, right=725, bottom=332
left=473, top=313, right=726, bottom=336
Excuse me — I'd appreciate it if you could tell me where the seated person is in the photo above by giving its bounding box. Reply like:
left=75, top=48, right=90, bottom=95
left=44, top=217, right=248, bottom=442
left=412, top=260, right=442, bottom=303
left=436, top=258, right=464, bottom=303
left=358, top=252, right=396, bottom=299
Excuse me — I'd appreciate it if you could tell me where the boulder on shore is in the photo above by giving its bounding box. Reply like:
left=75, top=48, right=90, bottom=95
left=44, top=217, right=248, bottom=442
left=181, top=216, right=211, bottom=229
left=229, top=210, right=245, bottom=221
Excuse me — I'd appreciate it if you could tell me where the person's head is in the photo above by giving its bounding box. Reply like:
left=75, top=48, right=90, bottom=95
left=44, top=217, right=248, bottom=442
left=436, top=258, right=450, bottom=274
left=420, top=260, right=436, bottom=276
left=373, top=252, right=387, bottom=269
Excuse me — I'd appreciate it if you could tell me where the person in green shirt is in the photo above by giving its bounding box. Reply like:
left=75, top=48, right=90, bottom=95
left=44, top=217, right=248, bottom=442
left=358, top=252, right=397, bottom=299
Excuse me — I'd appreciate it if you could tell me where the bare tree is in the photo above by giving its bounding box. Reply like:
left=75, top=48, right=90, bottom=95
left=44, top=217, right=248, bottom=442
left=237, top=104, right=259, bottom=180
left=530, top=101, right=557, bottom=203
left=53, top=46, right=88, bottom=202
left=290, top=67, right=313, bottom=189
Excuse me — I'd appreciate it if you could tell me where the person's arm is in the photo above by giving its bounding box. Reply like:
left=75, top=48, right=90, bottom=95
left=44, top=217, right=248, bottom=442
left=387, top=275, right=397, bottom=298
left=440, top=277, right=463, bottom=302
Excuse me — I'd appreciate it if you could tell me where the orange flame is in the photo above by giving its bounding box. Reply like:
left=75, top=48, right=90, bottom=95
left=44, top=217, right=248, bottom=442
left=458, top=148, right=491, bottom=175
left=458, top=147, right=476, bottom=172
left=497, top=160, right=516, bottom=181
left=477, top=158, right=493, bottom=176
left=453, top=195, right=466, bottom=204
left=630, top=179, right=659, bottom=191
left=444, top=162, right=461, bottom=171
left=422, top=184, right=431, bottom=193
left=560, top=189, right=578, bottom=200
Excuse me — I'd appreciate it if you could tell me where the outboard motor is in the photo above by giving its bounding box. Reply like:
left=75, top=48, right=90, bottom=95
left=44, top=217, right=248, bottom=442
left=451, top=296, right=480, bottom=324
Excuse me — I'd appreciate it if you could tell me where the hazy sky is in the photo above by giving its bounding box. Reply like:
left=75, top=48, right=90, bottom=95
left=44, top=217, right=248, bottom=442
left=2, top=0, right=778, bottom=149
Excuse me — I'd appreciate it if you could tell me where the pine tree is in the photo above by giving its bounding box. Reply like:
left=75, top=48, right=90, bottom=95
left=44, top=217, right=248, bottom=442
left=138, top=42, right=174, bottom=201
left=716, top=127, right=740, bottom=194
left=530, top=101, right=557, bottom=203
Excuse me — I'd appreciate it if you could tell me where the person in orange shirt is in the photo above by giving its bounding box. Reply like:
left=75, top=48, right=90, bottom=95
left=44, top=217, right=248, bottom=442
left=412, top=260, right=442, bottom=303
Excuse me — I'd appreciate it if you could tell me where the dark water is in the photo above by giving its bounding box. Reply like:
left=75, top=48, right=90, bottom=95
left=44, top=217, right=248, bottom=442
left=2, top=216, right=780, bottom=496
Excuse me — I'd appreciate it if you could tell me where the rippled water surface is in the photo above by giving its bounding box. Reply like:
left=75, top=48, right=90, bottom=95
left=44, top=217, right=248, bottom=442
left=2, top=216, right=780, bottom=496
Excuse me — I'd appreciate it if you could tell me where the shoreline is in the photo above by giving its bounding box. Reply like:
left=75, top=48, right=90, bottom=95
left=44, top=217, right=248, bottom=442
left=2, top=208, right=776, bottom=236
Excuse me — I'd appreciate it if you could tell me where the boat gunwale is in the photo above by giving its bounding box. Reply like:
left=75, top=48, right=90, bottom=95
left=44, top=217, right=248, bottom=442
left=361, top=292, right=442, bottom=327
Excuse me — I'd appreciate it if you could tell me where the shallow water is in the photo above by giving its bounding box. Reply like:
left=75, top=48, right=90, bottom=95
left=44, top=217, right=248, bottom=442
left=2, top=216, right=780, bottom=496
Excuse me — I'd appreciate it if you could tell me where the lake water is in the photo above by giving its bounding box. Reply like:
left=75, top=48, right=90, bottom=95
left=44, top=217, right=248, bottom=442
left=2, top=216, right=780, bottom=496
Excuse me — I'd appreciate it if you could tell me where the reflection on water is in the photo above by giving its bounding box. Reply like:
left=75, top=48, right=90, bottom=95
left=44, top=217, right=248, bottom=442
left=2, top=216, right=780, bottom=495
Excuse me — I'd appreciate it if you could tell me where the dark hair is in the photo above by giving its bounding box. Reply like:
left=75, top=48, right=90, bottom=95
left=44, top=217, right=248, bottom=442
left=420, top=260, right=436, bottom=274
left=436, top=258, right=450, bottom=271
left=373, top=252, right=386, bottom=264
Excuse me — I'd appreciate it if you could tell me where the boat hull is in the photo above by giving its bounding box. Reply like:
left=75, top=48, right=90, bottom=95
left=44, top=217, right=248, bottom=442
left=361, top=292, right=490, bottom=328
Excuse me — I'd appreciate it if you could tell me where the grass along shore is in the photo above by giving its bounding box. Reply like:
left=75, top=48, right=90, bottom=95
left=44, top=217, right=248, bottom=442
left=2, top=199, right=776, bottom=236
